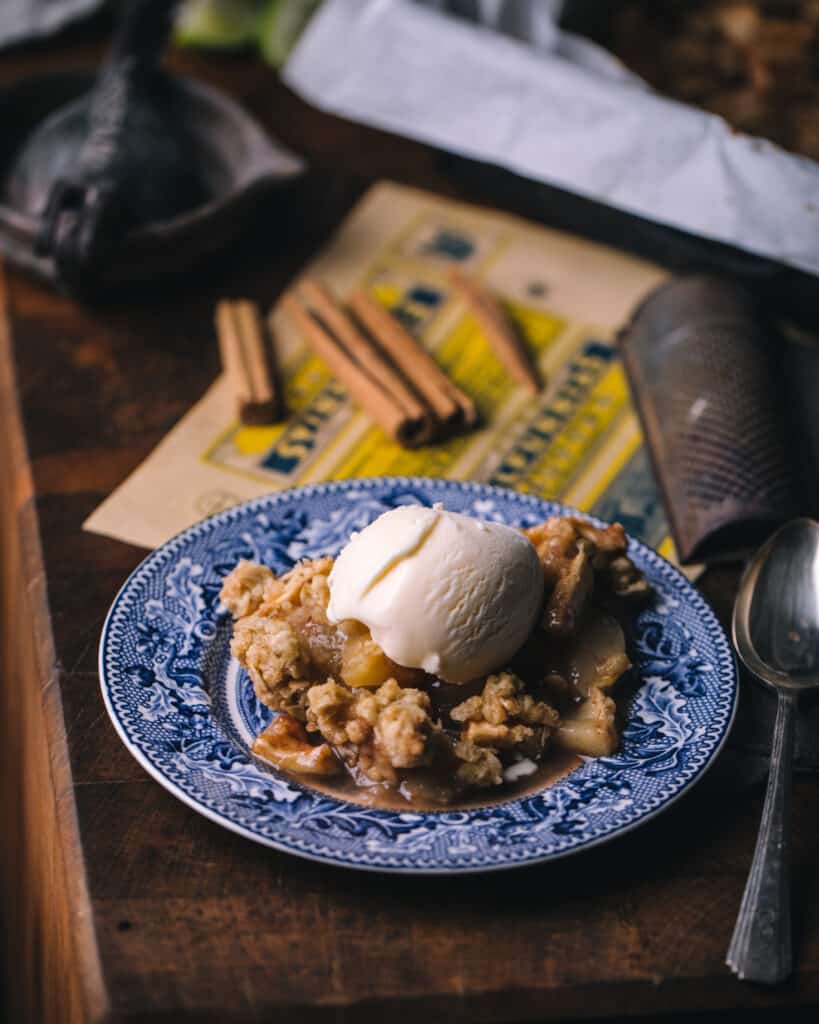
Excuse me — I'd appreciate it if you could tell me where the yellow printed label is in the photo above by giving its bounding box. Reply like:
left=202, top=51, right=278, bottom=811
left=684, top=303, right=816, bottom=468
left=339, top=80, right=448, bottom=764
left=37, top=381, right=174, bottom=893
left=525, top=364, right=628, bottom=499
left=330, top=427, right=476, bottom=480
left=197, top=199, right=671, bottom=555
left=89, top=185, right=677, bottom=559
left=232, top=425, right=282, bottom=456
left=436, top=301, right=563, bottom=420
left=658, top=537, right=676, bottom=561
left=203, top=352, right=345, bottom=483
left=563, top=415, right=642, bottom=512
left=490, top=353, right=629, bottom=500
left=370, top=283, right=402, bottom=307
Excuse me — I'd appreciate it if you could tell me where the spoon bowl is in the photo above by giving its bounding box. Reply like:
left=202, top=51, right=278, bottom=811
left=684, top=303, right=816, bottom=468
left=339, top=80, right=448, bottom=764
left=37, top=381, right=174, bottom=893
left=734, top=517, right=819, bottom=689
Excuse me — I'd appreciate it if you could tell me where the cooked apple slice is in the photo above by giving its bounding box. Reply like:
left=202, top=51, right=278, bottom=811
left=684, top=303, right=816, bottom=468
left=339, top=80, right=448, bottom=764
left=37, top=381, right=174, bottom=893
left=564, top=611, right=630, bottom=696
left=253, top=714, right=341, bottom=775
left=554, top=686, right=619, bottom=757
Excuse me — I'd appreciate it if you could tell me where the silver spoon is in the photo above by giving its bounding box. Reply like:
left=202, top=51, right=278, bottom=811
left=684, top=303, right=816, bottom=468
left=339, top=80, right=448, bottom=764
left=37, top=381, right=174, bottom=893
left=727, top=517, right=819, bottom=984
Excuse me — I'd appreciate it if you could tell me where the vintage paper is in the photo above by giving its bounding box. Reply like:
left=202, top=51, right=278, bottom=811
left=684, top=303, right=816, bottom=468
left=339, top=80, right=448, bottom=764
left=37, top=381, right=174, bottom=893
left=85, top=181, right=675, bottom=556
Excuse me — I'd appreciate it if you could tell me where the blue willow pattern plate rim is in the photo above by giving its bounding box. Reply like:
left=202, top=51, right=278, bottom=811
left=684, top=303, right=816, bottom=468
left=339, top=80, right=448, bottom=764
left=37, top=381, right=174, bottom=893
left=98, top=477, right=738, bottom=874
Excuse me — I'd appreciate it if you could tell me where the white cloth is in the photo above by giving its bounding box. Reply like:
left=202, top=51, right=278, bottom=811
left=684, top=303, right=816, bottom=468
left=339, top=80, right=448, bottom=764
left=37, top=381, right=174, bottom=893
left=414, top=0, right=644, bottom=85
left=285, top=0, right=819, bottom=278
left=0, top=0, right=102, bottom=49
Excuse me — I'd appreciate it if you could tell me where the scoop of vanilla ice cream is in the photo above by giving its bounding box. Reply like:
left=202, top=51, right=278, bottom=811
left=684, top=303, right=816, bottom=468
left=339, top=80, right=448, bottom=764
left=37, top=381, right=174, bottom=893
left=326, top=505, right=543, bottom=683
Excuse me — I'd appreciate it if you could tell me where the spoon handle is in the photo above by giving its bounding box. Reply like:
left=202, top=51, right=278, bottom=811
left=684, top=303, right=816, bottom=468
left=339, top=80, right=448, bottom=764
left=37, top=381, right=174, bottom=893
left=726, top=689, right=796, bottom=984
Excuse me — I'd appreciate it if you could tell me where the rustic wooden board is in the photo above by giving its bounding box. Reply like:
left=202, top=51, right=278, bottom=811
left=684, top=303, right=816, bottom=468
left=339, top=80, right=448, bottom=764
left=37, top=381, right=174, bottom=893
left=0, top=266, right=107, bottom=1024
left=1, top=22, right=818, bottom=1024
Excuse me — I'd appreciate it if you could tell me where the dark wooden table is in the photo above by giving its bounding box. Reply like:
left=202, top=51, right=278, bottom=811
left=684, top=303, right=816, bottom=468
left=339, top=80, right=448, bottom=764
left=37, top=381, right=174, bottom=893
left=2, top=21, right=819, bottom=1024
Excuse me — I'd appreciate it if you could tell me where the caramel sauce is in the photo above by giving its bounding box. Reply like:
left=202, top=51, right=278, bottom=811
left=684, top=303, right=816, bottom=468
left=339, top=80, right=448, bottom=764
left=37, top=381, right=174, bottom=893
left=256, top=608, right=627, bottom=810
left=284, top=746, right=583, bottom=812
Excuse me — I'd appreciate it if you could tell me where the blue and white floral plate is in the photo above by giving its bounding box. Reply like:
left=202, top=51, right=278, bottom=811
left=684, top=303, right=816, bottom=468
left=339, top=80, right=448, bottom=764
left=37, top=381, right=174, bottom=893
left=99, top=478, right=737, bottom=873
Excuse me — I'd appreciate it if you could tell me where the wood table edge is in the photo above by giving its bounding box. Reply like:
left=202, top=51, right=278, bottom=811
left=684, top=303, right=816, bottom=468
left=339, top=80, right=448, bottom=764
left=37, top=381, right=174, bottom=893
left=0, top=264, right=110, bottom=1024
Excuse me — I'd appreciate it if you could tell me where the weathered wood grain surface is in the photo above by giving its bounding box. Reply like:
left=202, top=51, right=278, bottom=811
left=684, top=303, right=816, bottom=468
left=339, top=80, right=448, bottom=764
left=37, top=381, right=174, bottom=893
left=1, top=18, right=818, bottom=1024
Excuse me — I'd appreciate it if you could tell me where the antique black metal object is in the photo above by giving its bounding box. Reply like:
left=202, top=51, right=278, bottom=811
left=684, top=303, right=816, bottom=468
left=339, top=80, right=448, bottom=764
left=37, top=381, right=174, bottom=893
left=0, top=0, right=304, bottom=296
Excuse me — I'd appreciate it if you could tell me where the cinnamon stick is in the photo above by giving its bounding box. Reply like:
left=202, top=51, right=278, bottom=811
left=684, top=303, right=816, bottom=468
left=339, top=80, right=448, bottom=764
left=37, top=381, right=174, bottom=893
left=298, top=279, right=435, bottom=433
left=281, top=294, right=432, bottom=448
left=448, top=268, right=542, bottom=396
left=216, top=299, right=282, bottom=425
left=349, top=289, right=478, bottom=429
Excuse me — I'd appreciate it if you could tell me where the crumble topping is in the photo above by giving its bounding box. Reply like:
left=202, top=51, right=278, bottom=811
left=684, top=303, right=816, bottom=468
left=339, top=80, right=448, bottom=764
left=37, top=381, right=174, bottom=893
left=219, top=559, right=278, bottom=619
left=306, top=678, right=437, bottom=782
left=221, top=515, right=648, bottom=804
left=230, top=613, right=309, bottom=713
left=453, top=739, right=504, bottom=789
left=265, top=556, right=333, bottom=619
left=525, top=517, right=647, bottom=636
left=451, top=672, right=559, bottom=757
left=222, top=558, right=341, bottom=717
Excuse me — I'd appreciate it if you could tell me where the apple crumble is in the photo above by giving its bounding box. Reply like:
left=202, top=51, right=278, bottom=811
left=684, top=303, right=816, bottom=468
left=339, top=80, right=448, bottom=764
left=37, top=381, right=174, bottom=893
left=220, top=511, right=649, bottom=805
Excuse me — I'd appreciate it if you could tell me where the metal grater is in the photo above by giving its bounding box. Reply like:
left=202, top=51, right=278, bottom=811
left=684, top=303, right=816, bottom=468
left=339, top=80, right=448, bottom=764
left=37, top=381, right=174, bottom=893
left=619, top=275, right=802, bottom=564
